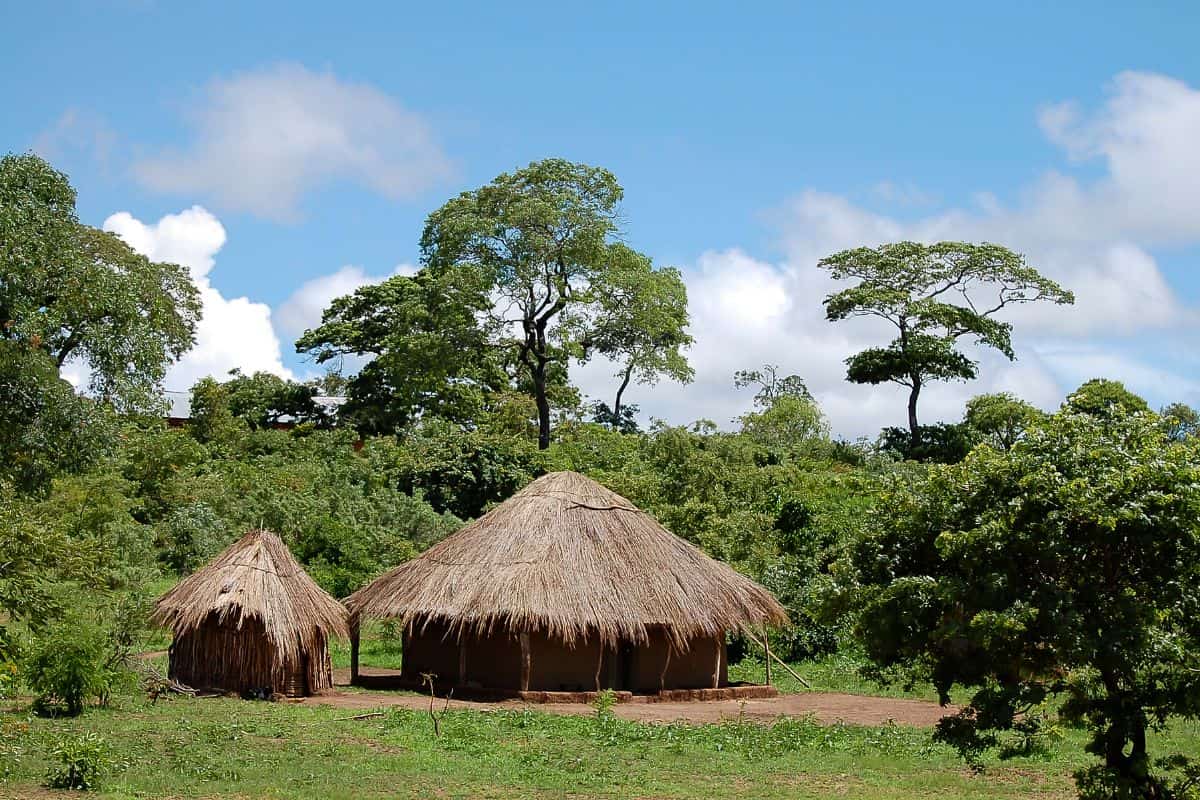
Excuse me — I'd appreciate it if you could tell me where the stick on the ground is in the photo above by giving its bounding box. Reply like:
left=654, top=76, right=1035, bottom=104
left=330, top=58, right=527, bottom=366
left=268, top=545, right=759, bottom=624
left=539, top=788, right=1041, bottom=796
left=331, top=711, right=386, bottom=721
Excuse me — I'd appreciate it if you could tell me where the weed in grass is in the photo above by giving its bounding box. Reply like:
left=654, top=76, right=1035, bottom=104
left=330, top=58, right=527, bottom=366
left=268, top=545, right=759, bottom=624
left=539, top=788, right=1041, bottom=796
left=44, top=731, right=126, bottom=791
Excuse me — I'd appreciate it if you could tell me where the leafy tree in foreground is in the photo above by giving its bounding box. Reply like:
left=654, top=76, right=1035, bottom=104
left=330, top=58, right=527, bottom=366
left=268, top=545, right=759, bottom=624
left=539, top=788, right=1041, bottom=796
left=846, top=399, right=1200, bottom=798
left=819, top=241, right=1072, bottom=448
left=421, top=159, right=684, bottom=449
left=0, top=342, right=114, bottom=494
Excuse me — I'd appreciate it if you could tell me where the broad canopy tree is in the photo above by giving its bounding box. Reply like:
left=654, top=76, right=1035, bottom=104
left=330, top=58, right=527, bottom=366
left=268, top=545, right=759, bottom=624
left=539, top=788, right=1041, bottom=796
left=1, top=152, right=201, bottom=652
left=1, top=153, right=200, bottom=413
left=420, top=159, right=693, bottom=448
left=0, top=153, right=200, bottom=493
left=845, top=397, right=1200, bottom=798
left=818, top=241, right=1072, bottom=447
left=297, top=265, right=502, bottom=434
left=304, top=159, right=693, bottom=448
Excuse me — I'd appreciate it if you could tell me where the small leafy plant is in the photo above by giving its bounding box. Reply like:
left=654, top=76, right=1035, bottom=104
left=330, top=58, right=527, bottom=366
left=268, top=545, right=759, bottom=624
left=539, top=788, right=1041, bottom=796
left=24, top=620, right=113, bottom=717
left=44, top=732, right=123, bottom=791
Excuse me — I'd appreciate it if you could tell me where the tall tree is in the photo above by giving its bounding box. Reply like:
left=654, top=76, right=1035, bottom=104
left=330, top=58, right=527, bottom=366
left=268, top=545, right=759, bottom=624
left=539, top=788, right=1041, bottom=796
left=818, top=241, right=1072, bottom=448
left=844, top=397, right=1200, bottom=798
left=297, top=266, right=501, bottom=434
left=421, top=159, right=672, bottom=449
left=576, top=244, right=694, bottom=422
left=1, top=153, right=201, bottom=412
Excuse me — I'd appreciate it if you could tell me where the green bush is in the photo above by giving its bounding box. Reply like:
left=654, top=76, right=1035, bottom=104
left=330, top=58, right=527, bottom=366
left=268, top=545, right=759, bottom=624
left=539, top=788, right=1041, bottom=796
left=0, top=658, right=18, bottom=700
left=23, top=618, right=113, bottom=717
left=44, top=732, right=121, bottom=791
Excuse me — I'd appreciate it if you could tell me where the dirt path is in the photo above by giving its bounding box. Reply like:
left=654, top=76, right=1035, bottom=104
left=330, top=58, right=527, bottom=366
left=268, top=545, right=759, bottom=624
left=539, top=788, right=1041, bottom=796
left=310, top=669, right=952, bottom=727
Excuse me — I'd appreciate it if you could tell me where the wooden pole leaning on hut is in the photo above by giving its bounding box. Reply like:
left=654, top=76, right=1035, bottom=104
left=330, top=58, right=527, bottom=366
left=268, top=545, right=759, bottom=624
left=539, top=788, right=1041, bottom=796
left=763, top=626, right=772, bottom=686
left=744, top=629, right=811, bottom=689
left=349, top=613, right=360, bottom=685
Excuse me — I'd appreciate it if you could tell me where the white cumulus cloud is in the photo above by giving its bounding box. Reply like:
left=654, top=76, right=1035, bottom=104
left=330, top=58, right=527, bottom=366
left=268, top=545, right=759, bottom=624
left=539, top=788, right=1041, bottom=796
left=574, top=71, right=1200, bottom=437
left=102, top=206, right=292, bottom=390
left=134, top=63, right=452, bottom=221
left=276, top=263, right=418, bottom=340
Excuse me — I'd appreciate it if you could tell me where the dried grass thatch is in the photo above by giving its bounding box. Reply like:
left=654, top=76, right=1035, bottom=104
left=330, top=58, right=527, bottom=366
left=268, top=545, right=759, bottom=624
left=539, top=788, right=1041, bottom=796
left=152, top=529, right=349, bottom=695
left=346, top=471, right=788, bottom=650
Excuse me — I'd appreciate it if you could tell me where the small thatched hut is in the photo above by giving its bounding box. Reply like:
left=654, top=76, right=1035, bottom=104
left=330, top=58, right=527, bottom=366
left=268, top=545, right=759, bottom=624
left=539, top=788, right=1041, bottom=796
left=152, top=529, right=349, bottom=696
left=345, top=471, right=788, bottom=695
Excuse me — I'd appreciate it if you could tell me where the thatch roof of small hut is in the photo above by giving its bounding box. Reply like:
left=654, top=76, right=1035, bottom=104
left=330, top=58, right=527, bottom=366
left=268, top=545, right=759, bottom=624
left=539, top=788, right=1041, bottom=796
left=152, top=529, right=349, bottom=661
left=345, top=471, right=788, bottom=649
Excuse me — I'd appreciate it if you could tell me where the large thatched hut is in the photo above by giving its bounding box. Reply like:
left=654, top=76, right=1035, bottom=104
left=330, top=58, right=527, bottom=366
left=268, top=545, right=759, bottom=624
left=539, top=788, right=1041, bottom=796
left=345, top=471, right=788, bottom=696
left=152, top=529, right=349, bottom=696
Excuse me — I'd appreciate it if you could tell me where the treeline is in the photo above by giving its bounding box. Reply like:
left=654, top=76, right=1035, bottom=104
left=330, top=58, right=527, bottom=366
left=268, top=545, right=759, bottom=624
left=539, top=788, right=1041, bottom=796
left=3, top=151, right=1200, bottom=798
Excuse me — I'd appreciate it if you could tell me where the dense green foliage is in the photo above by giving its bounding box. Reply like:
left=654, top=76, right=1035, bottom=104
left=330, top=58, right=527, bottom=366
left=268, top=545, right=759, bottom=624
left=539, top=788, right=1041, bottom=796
left=0, top=153, right=200, bottom=413
left=842, top=403, right=1200, bottom=798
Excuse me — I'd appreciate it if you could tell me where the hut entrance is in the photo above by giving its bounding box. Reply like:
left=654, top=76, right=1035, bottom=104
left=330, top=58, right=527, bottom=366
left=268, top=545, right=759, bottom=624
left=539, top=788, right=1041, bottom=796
left=616, top=642, right=633, bottom=690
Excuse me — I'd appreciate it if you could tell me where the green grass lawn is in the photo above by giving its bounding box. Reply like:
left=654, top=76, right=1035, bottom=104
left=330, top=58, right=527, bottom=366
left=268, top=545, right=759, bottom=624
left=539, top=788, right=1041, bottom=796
left=3, top=687, right=1198, bottom=800
left=10, top=626, right=1192, bottom=799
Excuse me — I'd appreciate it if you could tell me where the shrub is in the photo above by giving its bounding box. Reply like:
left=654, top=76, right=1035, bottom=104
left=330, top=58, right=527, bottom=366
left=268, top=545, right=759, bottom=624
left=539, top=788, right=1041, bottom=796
left=23, top=618, right=112, bottom=716
left=0, top=659, right=18, bottom=700
left=44, top=732, right=120, bottom=791
left=155, top=501, right=231, bottom=573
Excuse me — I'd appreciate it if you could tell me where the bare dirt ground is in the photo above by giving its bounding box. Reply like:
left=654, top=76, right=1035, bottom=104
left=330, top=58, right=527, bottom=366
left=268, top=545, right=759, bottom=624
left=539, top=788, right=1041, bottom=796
left=313, top=668, right=952, bottom=727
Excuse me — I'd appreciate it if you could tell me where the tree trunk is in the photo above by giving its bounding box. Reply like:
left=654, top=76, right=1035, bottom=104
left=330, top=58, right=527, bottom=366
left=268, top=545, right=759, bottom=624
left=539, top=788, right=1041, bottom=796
left=907, top=377, right=922, bottom=448
left=533, top=361, right=551, bottom=450
left=613, top=362, right=634, bottom=422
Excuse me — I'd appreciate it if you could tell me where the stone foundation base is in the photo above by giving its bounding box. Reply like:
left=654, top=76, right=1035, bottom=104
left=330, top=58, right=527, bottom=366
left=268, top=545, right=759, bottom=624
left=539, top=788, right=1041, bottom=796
left=350, top=672, right=777, bottom=704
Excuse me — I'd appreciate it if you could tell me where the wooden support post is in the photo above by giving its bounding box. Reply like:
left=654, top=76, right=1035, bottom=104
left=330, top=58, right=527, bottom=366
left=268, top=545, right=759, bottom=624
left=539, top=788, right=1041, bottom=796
left=519, top=633, right=531, bottom=692
left=763, top=627, right=772, bottom=686
left=712, top=637, right=722, bottom=689
left=458, top=637, right=467, bottom=686
left=659, top=646, right=672, bottom=692
left=349, top=614, right=361, bottom=685
left=594, top=645, right=603, bottom=692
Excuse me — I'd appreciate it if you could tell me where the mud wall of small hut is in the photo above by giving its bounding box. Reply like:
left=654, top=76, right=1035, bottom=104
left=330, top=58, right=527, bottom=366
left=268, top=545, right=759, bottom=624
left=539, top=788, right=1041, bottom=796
left=169, top=613, right=333, bottom=696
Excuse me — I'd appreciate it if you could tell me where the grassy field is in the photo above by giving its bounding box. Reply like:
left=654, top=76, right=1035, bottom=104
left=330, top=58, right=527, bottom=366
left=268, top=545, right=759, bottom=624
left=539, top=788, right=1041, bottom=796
left=4, top=670, right=1199, bottom=799
left=5, top=631, right=1198, bottom=799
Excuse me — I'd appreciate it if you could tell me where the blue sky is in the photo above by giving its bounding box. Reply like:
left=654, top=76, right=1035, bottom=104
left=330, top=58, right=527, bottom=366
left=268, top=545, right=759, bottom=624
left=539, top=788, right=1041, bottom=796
left=3, top=2, right=1198, bottom=435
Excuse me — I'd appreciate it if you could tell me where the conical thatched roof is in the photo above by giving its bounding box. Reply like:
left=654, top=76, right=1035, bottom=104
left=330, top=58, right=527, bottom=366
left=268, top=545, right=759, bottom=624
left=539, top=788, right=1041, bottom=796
left=345, top=471, right=788, bottom=649
left=153, top=530, right=349, bottom=661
